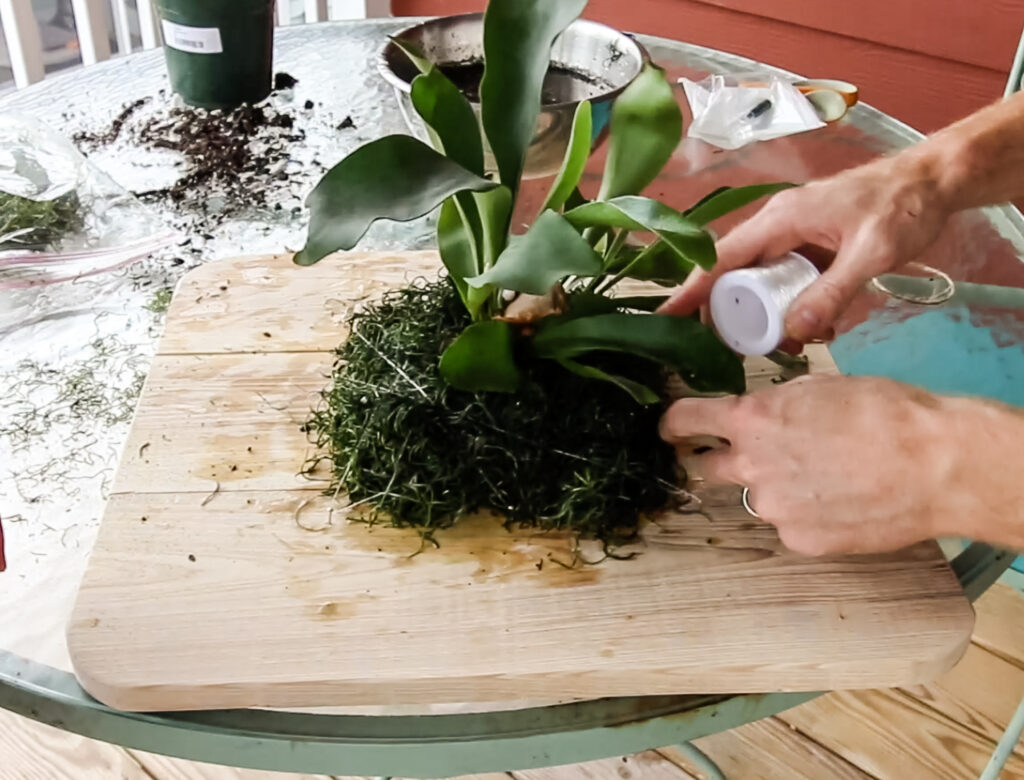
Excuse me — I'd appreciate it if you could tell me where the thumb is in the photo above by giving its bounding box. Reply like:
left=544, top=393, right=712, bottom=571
left=659, top=211, right=802, bottom=317
left=785, top=242, right=883, bottom=341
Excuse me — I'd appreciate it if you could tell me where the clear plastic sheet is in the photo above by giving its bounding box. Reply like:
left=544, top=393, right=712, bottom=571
left=0, top=21, right=434, bottom=681
left=0, top=113, right=177, bottom=289
left=680, top=73, right=824, bottom=150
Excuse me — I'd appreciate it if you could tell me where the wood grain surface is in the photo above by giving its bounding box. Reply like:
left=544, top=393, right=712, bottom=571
left=778, top=688, right=1024, bottom=779
left=68, top=253, right=975, bottom=712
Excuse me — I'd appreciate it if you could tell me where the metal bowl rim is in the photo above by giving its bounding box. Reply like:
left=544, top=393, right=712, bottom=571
left=376, top=12, right=650, bottom=109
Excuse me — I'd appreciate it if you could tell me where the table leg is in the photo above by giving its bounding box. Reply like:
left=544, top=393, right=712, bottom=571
left=674, top=741, right=726, bottom=780
left=952, top=542, right=1014, bottom=602
left=980, top=691, right=1024, bottom=780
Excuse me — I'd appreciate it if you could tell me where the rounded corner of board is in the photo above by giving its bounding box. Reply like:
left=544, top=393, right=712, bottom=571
left=914, top=624, right=975, bottom=685
left=65, top=614, right=131, bottom=710
left=64, top=656, right=131, bottom=712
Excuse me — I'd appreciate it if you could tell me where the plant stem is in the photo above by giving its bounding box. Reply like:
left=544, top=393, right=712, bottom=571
left=584, top=225, right=610, bottom=249
left=581, top=230, right=629, bottom=293
left=596, top=240, right=660, bottom=295
left=453, top=194, right=485, bottom=275
left=603, top=230, right=629, bottom=268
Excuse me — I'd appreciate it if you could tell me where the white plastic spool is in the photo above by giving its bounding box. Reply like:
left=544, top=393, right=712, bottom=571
left=709, top=252, right=821, bottom=356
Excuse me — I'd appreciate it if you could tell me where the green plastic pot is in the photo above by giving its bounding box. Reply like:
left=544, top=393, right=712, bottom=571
left=155, top=0, right=275, bottom=110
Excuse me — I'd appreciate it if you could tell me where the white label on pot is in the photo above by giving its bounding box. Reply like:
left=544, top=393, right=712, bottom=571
left=161, top=20, right=224, bottom=54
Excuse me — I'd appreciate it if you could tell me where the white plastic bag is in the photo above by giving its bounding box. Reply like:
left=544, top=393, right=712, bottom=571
left=680, top=74, right=825, bottom=150
left=0, top=113, right=177, bottom=288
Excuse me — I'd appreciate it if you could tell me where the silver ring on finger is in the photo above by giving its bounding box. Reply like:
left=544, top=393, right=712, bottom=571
left=741, top=487, right=760, bottom=518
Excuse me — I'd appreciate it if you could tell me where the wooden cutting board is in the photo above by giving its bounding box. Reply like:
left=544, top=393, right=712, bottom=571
left=68, top=252, right=975, bottom=712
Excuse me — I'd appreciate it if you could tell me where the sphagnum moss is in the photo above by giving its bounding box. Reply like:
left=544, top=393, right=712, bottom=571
left=0, top=191, right=84, bottom=250
left=301, top=278, right=677, bottom=553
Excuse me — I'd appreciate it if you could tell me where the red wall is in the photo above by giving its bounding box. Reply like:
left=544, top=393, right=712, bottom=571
left=390, top=0, right=1024, bottom=133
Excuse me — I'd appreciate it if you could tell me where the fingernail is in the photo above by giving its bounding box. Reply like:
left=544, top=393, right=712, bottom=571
left=788, top=308, right=819, bottom=340
left=796, top=308, right=820, bottom=329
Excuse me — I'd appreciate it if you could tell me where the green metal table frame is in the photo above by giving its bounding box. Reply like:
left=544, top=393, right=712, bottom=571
left=0, top=544, right=1009, bottom=778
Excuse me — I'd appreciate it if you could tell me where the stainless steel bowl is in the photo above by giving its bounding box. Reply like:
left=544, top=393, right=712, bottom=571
left=378, top=13, right=647, bottom=179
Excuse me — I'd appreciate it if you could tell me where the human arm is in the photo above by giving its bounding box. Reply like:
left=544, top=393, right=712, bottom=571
left=660, top=90, right=1024, bottom=342
left=659, top=375, right=1024, bottom=554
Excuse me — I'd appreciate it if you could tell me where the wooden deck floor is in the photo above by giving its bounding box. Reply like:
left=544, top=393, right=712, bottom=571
left=4, top=583, right=1024, bottom=780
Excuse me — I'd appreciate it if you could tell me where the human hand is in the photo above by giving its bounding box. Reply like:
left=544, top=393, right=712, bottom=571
left=660, top=154, right=954, bottom=342
left=659, top=374, right=1024, bottom=555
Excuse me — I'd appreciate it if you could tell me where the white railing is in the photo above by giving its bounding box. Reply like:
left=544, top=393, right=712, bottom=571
left=1, top=0, right=392, bottom=90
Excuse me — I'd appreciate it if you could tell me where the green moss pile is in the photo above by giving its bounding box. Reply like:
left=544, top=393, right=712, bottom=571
left=302, top=278, right=677, bottom=551
left=0, top=191, right=84, bottom=250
